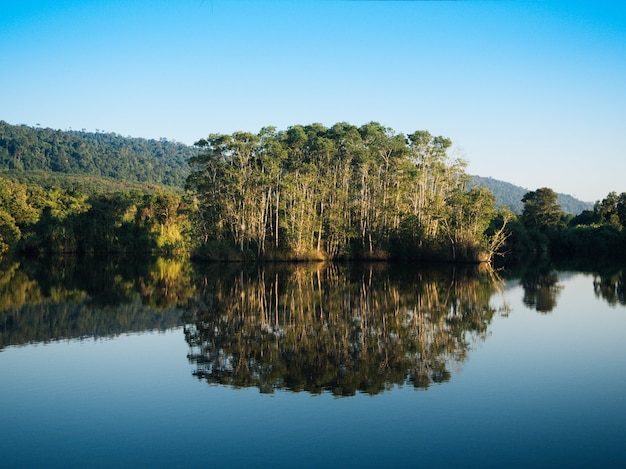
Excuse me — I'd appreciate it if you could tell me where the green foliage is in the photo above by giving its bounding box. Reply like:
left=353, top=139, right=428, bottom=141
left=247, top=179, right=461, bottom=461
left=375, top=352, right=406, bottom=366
left=592, top=191, right=626, bottom=228
left=0, top=177, right=41, bottom=254
left=0, top=175, right=193, bottom=256
left=21, top=190, right=191, bottom=254
left=0, top=210, right=20, bottom=255
left=2, top=119, right=623, bottom=262
left=521, top=187, right=565, bottom=229
left=0, top=120, right=194, bottom=187
left=188, top=123, right=503, bottom=262
left=569, top=209, right=599, bottom=227
left=502, top=187, right=626, bottom=261
left=1, top=169, right=183, bottom=196
left=501, top=217, right=547, bottom=256
left=549, top=224, right=624, bottom=259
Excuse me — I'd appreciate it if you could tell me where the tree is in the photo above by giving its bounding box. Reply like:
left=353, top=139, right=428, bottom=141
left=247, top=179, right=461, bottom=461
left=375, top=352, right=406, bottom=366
left=521, top=187, right=564, bottom=229
left=443, top=186, right=500, bottom=261
left=0, top=177, right=40, bottom=255
left=0, top=210, right=20, bottom=255
left=405, top=130, right=461, bottom=243
left=358, top=122, right=408, bottom=253
left=594, top=191, right=626, bottom=228
left=186, top=122, right=504, bottom=262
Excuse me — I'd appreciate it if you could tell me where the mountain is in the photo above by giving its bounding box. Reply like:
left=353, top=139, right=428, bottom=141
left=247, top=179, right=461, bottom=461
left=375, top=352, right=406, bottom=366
left=0, top=120, right=194, bottom=189
left=470, top=175, right=594, bottom=215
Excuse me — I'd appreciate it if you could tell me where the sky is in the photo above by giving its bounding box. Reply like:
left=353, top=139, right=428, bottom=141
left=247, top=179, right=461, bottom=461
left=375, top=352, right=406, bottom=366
left=2, top=0, right=625, bottom=202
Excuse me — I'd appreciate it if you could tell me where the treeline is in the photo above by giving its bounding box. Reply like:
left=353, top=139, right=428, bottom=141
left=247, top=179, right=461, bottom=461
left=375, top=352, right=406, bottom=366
left=1, top=122, right=508, bottom=262
left=0, top=176, right=190, bottom=255
left=4, top=170, right=183, bottom=196
left=507, top=187, right=626, bottom=261
left=1, top=120, right=625, bottom=262
left=0, top=120, right=193, bottom=187
left=187, top=122, right=508, bottom=262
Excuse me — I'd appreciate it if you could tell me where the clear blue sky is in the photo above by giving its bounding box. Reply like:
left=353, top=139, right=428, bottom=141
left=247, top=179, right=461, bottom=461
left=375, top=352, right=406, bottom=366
left=2, top=0, right=625, bottom=202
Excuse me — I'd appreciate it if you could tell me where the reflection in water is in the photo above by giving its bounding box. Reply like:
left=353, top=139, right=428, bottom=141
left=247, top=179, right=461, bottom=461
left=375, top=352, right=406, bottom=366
left=184, top=263, right=503, bottom=396
left=594, top=270, right=625, bottom=306
left=5, top=254, right=623, bottom=396
left=3, top=260, right=626, bottom=467
left=521, top=270, right=563, bottom=313
left=510, top=254, right=626, bottom=312
left=0, top=255, right=193, bottom=348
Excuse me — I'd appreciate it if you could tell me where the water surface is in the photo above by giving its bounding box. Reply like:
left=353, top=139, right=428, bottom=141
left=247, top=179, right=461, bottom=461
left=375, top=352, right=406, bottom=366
left=1, top=257, right=625, bottom=467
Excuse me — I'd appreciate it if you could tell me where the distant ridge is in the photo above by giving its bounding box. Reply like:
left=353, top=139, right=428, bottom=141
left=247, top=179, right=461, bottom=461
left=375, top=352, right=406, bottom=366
left=470, top=175, right=594, bottom=215
left=0, top=120, right=194, bottom=188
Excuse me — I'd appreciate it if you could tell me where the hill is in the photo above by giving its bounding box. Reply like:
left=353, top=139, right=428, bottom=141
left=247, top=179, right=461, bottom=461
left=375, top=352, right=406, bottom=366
left=0, top=120, right=194, bottom=189
left=470, top=175, right=594, bottom=215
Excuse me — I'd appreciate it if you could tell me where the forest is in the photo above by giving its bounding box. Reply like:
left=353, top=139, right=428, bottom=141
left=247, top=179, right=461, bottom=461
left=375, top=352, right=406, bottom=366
left=186, top=123, right=508, bottom=261
left=0, top=120, right=193, bottom=188
left=0, top=121, right=625, bottom=263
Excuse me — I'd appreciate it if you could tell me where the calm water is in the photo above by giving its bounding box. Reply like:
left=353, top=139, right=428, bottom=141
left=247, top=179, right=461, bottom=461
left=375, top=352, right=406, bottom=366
left=1, top=256, right=625, bottom=467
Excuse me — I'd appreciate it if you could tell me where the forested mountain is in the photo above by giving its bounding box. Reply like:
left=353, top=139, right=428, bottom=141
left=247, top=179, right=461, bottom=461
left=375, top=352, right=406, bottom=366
left=470, top=176, right=593, bottom=215
left=0, top=121, right=194, bottom=188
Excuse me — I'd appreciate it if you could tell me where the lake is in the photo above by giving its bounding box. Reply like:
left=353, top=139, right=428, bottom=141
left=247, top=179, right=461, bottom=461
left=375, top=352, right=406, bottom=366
left=1, top=256, right=625, bottom=467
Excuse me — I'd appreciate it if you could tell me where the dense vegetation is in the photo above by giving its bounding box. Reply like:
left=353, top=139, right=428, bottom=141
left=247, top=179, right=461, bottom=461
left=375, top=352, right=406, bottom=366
left=187, top=122, right=508, bottom=262
left=0, top=120, right=193, bottom=188
left=506, top=187, right=626, bottom=261
left=0, top=175, right=190, bottom=255
left=0, top=120, right=624, bottom=262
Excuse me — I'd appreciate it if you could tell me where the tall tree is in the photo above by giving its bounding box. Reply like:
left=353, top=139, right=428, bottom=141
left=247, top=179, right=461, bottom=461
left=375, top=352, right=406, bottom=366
left=595, top=191, right=625, bottom=228
left=186, top=122, right=504, bottom=262
left=521, top=187, right=564, bottom=229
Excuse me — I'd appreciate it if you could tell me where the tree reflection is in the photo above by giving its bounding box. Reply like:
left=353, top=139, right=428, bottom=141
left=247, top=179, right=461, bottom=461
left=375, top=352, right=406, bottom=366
left=507, top=255, right=626, bottom=312
left=0, top=255, right=194, bottom=348
left=521, top=270, right=563, bottom=313
left=184, top=263, right=502, bottom=396
left=593, top=270, right=625, bottom=307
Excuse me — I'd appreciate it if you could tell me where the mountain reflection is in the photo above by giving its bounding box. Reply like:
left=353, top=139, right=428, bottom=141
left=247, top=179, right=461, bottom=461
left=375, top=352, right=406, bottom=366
left=184, top=263, right=502, bottom=396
